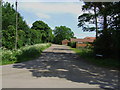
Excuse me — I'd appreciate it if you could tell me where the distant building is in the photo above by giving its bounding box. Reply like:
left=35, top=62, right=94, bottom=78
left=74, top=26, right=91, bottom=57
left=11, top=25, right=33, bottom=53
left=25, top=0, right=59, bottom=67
left=70, top=37, right=96, bottom=43
left=62, top=39, right=70, bottom=45
left=84, top=37, right=96, bottom=40
left=62, top=37, right=96, bottom=48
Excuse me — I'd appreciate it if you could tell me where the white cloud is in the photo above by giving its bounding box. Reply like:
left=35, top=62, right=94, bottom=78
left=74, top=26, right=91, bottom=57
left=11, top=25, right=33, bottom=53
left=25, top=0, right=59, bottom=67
left=3, top=1, right=83, bottom=19
left=75, top=32, right=96, bottom=38
left=3, top=0, right=80, bottom=2
left=18, top=2, right=83, bottom=16
left=36, top=13, right=50, bottom=19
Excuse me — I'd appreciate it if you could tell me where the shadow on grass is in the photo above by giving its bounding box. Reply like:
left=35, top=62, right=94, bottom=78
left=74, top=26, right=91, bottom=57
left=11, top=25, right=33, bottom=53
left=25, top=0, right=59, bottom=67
left=13, top=47, right=119, bottom=89
left=71, top=48, right=120, bottom=69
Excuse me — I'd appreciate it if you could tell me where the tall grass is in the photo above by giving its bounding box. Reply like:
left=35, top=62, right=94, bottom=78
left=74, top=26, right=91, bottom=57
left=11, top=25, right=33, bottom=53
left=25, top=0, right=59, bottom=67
left=0, top=43, right=51, bottom=65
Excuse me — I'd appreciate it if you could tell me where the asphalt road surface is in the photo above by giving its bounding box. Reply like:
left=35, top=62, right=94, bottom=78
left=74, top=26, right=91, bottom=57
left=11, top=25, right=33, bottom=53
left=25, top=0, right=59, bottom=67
left=1, top=44, right=119, bottom=89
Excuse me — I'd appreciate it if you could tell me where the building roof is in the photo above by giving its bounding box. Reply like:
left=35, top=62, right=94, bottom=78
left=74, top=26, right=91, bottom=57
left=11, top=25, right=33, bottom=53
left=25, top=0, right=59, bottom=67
left=84, top=37, right=96, bottom=40
left=70, top=37, right=96, bottom=43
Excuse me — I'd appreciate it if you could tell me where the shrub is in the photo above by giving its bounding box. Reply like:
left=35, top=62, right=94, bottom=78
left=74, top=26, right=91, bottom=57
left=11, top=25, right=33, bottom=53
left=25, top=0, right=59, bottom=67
left=2, top=25, right=16, bottom=49
left=68, top=42, right=76, bottom=48
left=1, top=49, right=17, bottom=65
left=17, top=30, right=26, bottom=48
left=94, top=30, right=112, bottom=58
left=1, top=43, right=51, bottom=65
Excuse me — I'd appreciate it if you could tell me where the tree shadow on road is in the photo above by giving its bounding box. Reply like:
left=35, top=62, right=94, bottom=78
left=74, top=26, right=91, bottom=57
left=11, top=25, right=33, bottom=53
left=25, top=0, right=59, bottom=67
left=13, top=48, right=119, bottom=89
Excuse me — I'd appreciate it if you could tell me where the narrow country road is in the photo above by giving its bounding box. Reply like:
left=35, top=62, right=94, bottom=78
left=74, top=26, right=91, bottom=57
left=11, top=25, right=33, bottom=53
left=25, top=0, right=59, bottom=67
left=1, top=44, right=119, bottom=89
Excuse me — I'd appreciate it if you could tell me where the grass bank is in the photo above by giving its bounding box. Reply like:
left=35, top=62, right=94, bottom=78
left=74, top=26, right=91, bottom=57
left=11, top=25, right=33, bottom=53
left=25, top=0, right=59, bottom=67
left=0, top=43, right=51, bottom=65
left=71, top=47, right=119, bottom=69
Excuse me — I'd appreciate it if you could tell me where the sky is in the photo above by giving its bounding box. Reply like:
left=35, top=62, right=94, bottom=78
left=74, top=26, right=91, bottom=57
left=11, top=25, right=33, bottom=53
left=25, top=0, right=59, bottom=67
left=3, top=0, right=96, bottom=38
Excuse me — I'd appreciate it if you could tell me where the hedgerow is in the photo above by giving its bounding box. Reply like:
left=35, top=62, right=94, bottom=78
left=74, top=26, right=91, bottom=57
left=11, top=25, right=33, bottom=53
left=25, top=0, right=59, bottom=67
left=1, top=43, right=51, bottom=65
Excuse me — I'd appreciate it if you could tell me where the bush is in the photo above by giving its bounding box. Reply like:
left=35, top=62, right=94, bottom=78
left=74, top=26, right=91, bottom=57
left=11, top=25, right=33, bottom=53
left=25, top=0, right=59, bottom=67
left=93, top=30, right=120, bottom=59
left=77, top=47, right=94, bottom=57
left=2, top=26, right=53, bottom=50
left=1, top=43, right=51, bottom=65
left=72, top=47, right=120, bottom=69
left=1, top=48, right=17, bottom=65
left=17, top=30, right=26, bottom=48
left=2, top=25, right=16, bottom=49
left=68, top=42, right=76, bottom=48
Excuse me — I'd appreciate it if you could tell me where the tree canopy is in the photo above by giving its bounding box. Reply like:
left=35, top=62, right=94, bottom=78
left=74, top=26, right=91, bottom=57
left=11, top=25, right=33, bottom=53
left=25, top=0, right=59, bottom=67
left=31, top=21, right=50, bottom=30
left=78, top=2, right=120, bottom=36
left=2, top=2, right=54, bottom=49
left=31, top=20, right=54, bottom=43
left=53, top=26, right=74, bottom=44
left=78, top=2, right=120, bottom=59
left=2, top=2, right=29, bottom=31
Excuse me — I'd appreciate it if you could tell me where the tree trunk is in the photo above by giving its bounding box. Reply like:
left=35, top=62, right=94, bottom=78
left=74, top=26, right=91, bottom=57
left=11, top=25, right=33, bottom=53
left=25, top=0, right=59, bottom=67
left=103, top=14, right=107, bottom=30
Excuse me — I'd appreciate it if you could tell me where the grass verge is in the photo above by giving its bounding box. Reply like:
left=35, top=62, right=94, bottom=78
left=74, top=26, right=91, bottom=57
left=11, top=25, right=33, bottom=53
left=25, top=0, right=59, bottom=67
left=71, top=47, right=120, bottom=69
left=0, top=43, right=51, bottom=65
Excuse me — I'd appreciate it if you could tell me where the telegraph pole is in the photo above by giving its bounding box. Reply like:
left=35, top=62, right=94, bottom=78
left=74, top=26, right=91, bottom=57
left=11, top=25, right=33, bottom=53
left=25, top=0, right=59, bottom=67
left=15, top=0, right=18, bottom=50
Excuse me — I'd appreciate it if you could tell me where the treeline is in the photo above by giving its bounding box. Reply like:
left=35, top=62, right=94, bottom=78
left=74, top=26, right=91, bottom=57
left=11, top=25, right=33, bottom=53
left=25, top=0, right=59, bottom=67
left=2, top=2, right=74, bottom=50
left=78, top=2, right=120, bottom=59
left=2, top=2, right=54, bottom=49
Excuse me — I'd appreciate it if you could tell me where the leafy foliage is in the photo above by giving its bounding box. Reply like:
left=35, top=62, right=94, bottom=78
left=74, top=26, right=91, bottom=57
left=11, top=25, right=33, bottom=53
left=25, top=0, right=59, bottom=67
left=94, top=29, right=120, bottom=59
left=17, top=30, right=26, bottom=48
left=31, top=21, right=50, bottom=30
left=72, top=48, right=119, bottom=69
left=78, top=13, right=95, bottom=32
left=2, top=2, right=54, bottom=50
left=2, top=2, right=29, bottom=31
left=78, top=2, right=120, bottom=59
left=94, top=30, right=112, bottom=58
left=2, top=25, right=16, bottom=49
left=1, top=43, right=51, bottom=65
left=68, top=42, right=76, bottom=48
left=53, top=26, right=74, bottom=44
left=78, top=2, right=100, bottom=35
left=31, top=20, right=54, bottom=43
left=93, top=2, right=120, bottom=59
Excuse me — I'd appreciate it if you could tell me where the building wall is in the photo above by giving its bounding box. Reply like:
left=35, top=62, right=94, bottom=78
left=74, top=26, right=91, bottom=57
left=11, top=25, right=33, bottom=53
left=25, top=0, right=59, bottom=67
left=76, top=43, right=87, bottom=48
left=62, top=40, right=69, bottom=45
left=76, top=43, right=93, bottom=48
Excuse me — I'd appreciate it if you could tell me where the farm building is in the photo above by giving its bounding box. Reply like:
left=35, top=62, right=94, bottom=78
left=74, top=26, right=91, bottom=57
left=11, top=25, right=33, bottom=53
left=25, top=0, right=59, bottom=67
left=62, top=39, right=70, bottom=45
left=62, top=37, right=96, bottom=48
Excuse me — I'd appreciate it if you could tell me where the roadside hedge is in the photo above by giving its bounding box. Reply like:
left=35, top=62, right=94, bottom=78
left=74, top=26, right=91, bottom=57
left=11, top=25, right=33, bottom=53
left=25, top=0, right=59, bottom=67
left=68, top=42, right=76, bottom=48
left=1, top=43, right=51, bottom=65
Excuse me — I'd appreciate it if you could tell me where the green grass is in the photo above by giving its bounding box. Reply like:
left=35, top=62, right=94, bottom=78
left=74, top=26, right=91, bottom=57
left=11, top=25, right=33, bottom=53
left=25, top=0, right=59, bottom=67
left=0, top=43, right=51, bottom=65
left=71, top=47, right=120, bottom=69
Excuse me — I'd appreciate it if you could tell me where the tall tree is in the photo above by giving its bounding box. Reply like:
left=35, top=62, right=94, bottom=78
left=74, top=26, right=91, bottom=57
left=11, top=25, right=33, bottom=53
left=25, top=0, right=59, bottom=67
left=2, top=2, right=29, bottom=31
left=0, top=1, right=1, bottom=29
left=53, top=26, right=74, bottom=44
left=31, top=21, right=50, bottom=30
left=78, top=2, right=120, bottom=58
left=31, top=20, right=54, bottom=42
left=78, top=2, right=115, bottom=37
left=78, top=2, right=101, bottom=38
left=2, top=2, right=31, bottom=47
left=2, top=25, right=16, bottom=49
left=93, top=2, right=120, bottom=58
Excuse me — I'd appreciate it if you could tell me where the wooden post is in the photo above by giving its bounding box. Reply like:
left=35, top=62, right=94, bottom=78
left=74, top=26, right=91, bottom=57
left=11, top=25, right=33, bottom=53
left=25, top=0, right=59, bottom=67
left=15, top=0, right=18, bottom=50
